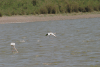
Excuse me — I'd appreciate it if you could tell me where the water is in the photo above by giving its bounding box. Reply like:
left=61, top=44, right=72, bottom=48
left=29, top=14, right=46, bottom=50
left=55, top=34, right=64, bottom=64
left=0, top=18, right=100, bottom=67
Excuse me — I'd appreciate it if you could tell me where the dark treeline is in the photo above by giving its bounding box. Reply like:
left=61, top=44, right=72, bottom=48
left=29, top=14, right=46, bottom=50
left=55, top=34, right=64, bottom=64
left=0, top=0, right=100, bottom=17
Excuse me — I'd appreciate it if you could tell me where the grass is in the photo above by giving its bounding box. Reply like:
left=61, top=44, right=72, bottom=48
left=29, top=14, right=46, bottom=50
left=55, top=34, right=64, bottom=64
left=0, top=0, right=100, bottom=17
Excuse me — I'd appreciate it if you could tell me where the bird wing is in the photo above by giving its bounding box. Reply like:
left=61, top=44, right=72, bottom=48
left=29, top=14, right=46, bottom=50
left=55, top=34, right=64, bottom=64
left=51, top=33, right=56, bottom=37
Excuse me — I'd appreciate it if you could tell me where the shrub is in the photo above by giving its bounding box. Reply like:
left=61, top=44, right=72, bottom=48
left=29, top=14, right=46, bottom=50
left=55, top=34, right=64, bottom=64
left=32, top=0, right=37, bottom=6
left=45, top=4, right=59, bottom=14
left=40, top=7, right=48, bottom=14
left=67, top=4, right=73, bottom=13
left=85, top=6, right=93, bottom=12
left=59, top=3, right=67, bottom=13
left=72, top=2, right=79, bottom=12
left=79, top=7, right=86, bottom=12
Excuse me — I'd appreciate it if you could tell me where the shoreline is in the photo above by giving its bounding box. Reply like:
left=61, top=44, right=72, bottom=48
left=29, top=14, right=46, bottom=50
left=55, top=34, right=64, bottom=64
left=0, top=12, right=100, bottom=24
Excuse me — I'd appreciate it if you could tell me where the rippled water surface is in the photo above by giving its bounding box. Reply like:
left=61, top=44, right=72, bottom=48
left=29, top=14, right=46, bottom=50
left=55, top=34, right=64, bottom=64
left=0, top=18, right=100, bottom=67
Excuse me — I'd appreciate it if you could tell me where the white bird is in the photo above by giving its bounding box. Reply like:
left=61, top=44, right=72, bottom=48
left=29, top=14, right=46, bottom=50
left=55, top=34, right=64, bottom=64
left=45, top=32, right=56, bottom=37
left=10, top=43, right=18, bottom=53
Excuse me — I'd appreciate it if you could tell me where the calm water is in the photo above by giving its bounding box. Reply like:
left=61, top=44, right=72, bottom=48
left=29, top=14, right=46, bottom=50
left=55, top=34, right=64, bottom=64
left=0, top=18, right=100, bottom=67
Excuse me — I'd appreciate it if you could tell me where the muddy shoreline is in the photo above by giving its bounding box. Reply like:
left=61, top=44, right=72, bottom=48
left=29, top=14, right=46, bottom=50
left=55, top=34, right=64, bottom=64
left=0, top=13, right=100, bottom=24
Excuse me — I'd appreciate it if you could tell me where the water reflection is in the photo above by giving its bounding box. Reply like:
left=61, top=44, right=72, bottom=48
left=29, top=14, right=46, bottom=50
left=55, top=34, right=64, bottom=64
left=0, top=18, right=100, bottom=67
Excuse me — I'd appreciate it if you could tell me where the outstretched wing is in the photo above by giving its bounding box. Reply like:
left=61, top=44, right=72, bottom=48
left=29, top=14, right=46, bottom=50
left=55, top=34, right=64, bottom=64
left=51, top=33, right=56, bottom=37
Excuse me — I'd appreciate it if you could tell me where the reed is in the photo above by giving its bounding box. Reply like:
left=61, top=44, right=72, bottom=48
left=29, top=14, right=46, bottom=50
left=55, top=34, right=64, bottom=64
left=0, top=0, right=100, bottom=16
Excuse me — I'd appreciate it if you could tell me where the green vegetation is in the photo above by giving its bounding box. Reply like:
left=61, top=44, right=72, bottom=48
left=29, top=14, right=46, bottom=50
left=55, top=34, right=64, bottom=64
left=0, top=0, right=100, bottom=16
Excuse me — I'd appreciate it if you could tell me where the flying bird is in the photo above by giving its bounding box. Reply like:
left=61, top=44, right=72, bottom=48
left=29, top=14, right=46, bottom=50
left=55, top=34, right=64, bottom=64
left=45, top=32, right=56, bottom=37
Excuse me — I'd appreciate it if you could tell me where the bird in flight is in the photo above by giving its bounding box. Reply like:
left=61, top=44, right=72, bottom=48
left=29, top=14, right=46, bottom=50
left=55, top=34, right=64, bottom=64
left=45, top=32, right=56, bottom=37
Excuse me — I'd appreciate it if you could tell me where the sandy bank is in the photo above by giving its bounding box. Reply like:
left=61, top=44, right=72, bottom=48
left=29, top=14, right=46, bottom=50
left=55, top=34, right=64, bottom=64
left=0, top=12, right=100, bottom=24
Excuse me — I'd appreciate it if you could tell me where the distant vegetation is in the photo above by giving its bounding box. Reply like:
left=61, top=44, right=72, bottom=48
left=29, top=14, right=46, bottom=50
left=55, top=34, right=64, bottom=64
left=0, top=0, right=100, bottom=16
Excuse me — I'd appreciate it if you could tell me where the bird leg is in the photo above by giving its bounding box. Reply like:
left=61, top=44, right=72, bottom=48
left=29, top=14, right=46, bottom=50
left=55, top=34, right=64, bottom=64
left=13, top=46, right=18, bottom=53
left=11, top=45, right=18, bottom=53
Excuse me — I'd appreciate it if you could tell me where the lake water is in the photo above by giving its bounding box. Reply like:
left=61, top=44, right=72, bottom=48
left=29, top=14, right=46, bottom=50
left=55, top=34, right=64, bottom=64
left=0, top=18, right=100, bottom=67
